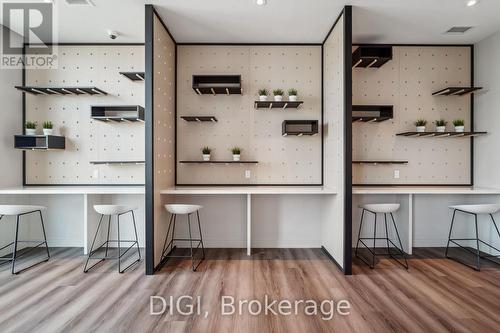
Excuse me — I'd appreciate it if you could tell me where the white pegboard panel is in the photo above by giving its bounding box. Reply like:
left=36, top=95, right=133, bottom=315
left=352, top=46, right=471, bottom=185
left=177, top=45, right=322, bottom=185
left=25, top=45, right=145, bottom=184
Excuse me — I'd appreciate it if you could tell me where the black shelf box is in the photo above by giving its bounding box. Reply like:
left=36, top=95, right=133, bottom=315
left=91, top=105, right=145, bottom=122
left=352, top=105, right=393, bottom=122
left=282, top=120, right=318, bottom=136
left=192, top=75, right=241, bottom=95
left=352, top=46, right=392, bottom=68
left=14, top=135, right=65, bottom=150
left=254, top=101, right=303, bottom=109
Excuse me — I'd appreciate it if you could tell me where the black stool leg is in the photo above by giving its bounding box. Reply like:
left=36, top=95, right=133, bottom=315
left=105, top=214, right=111, bottom=257
left=371, top=213, right=377, bottom=269
left=474, top=213, right=481, bottom=271
left=384, top=213, right=390, bottom=256
left=445, top=209, right=457, bottom=258
left=490, top=214, right=500, bottom=238
left=131, top=210, right=141, bottom=260
left=355, top=209, right=365, bottom=258
left=161, top=214, right=174, bottom=259
left=11, top=215, right=20, bottom=274
left=84, top=214, right=105, bottom=273
left=38, top=210, right=50, bottom=260
left=187, top=213, right=195, bottom=271
left=196, top=211, right=205, bottom=260
left=390, top=213, right=409, bottom=269
left=117, top=214, right=121, bottom=273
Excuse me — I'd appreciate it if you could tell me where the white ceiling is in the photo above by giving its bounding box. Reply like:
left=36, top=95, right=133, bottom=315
left=2, top=0, right=500, bottom=44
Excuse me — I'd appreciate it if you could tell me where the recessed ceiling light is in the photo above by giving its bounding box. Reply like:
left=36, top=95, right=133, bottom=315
left=256, top=0, right=267, bottom=6
left=467, top=0, right=478, bottom=6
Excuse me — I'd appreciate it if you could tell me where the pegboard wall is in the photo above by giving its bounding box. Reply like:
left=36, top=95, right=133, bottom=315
left=24, top=45, right=145, bottom=185
left=177, top=45, right=322, bottom=185
left=352, top=46, right=472, bottom=185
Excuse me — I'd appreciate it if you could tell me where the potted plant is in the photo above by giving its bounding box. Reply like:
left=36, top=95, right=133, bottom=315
left=288, top=88, right=298, bottom=102
left=25, top=121, right=37, bottom=135
left=273, top=89, right=284, bottom=102
left=202, top=146, right=212, bottom=161
left=435, top=119, right=447, bottom=133
left=258, top=89, right=269, bottom=102
left=415, top=119, right=427, bottom=133
left=43, top=121, right=53, bottom=135
left=231, top=147, right=241, bottom=161
left=453, top=119, right=465, bottom=132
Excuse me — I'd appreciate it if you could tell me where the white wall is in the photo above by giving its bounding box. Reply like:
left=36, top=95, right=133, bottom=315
left=0, top=26, right=23, bottom=187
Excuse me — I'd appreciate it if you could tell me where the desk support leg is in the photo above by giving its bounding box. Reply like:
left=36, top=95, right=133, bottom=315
left=247, top=194, right=251, bottom=256
left=408, top=194, right=413, bottom=255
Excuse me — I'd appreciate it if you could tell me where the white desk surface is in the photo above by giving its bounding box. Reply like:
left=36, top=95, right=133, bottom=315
left=353, top=186, right=500, bottom=195
left=0, top=186, right=145, bottom=195
left=161, top=186, right=337, bottom=195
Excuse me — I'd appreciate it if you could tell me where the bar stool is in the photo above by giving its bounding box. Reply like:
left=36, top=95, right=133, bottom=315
left=161, top=204, right=205, bottom=271
left=0, top=205, right=50, bottom=274
left=445, top=204, right=500, bottom=271
left=84, top=205, right=141, bottom=273
left=355, top=203, right=409, bottom=269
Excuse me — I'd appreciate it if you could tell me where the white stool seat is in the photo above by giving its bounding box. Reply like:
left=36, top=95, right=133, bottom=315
left=165, top=204, right=202, bottom=215
left=449, top=204, right=500, bottom=215
left=0, top=205, right=46, bottom=216
left=359, top=203, right=400, bottom=213
left=93, top=205, right=137, bottom=215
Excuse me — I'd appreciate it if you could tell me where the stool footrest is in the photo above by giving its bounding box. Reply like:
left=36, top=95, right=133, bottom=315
left=88, top=240, right=138, bottom=259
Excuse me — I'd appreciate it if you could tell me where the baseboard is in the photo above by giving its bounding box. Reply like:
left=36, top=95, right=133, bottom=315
left=321, top=246, right=345, bottom=273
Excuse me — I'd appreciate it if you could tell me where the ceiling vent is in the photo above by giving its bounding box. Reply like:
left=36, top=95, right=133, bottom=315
left=65, top=0, right=95, bottom=6
left=445, top=26, right=473, bottom=34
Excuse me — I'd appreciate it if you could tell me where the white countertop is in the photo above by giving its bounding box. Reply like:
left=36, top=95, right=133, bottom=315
left=0, top=186, right=145, bottom=195
left=161, top=186, right=337, bottom=195
left=353, top=186, right=500, bottom=195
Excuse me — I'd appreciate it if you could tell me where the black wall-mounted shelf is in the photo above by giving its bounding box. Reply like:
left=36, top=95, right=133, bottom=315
left=179, top=161, right=258, bottom=164
left=282, top=120, right=318, bottom=136
left=90, top=161, right=145, bottom=165
left=119, top=72, right=145, bottom=81
left=352, top=46, right=392, bottom=68
left=353, top=160, right=408, bottom=165
left=352, top=105, right=393, bottom=122
left=181, top=116, right=218, bottom=122
left=91, top=105, right=145, bottom=122
left=432, top=87, right=482, bottom=96
left=192, top=75, right=241, bottom=95
left=15, top=86, right=107, bottom=95
left=14, top=135, right=65, bottom=150
left=254, top=101, right=303, bottom=109
left=396, top=131, right=487, bottom=138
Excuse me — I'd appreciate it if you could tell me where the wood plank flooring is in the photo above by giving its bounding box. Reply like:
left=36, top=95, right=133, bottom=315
left=0, top=247, right=499, bottom=332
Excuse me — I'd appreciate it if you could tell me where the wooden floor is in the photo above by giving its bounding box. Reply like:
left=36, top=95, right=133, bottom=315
left=0, top=247, right=499, bottom=332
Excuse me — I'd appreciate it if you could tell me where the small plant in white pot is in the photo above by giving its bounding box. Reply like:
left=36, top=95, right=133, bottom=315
left=415, top=119, right=427, bottom=133
left=231, top=147, right=241, bottom=161
left=435, top=119, right=447, bottom=133
left=288, top=88, right=298, bottom=102
left=25, top=121, right=37, bottom=135
left=258, top=89, right=269, bottom=102
left=202, top=146, right=212, bottom=161
left=273, top=89, right=284, bottom=102
left=43, top=121, right=53, bottom=135
left=453, top=119, right=465, bottom=132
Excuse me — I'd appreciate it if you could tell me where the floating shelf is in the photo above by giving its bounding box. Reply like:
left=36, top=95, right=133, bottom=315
left=181, top=116, right=217, bottom=122
left=396, top=131, right=487, bottom=138
left=352, top=46, right=392, bottom=68
left=192, top=75, right=241, bottom=95
left=254, top=101, right=303, bottom=109
left=15, top=86, right=107, bottom=95
left=282, top=120, right=318, bottom=136
left=89, top=161, right=145, bottom=165
left=353, top=160, right=408, bottom=165
left=179, top=161, right=258, bottom=164
left=119, top=72, right=145, bottom=81
left=432, top=87, right=482, bottom=96
left=91, top=105, right=144, bottom=122
left=14, top=135, right=65, bottom=150
left=352, top=105, right=393, bottom=123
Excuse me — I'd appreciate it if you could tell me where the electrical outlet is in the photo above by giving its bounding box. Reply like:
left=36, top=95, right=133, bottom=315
left=245, top=170, right=251, bottom=179
left=93, top=169, right=99, bottom=179
left=394, top=169, right=400, bottom=179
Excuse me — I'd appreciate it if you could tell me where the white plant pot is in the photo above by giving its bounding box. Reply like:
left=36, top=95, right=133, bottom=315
left=436, top=126, right=446, bottom=133
left=455, top=126, right=465, bottom=133
left=274, top=95, right=283, bottom=102
left=289, top=95, right=297, bottom=102
left=43, top=128, right=53, bottom=135
left=259, top=95, right=268, bottom=102
left=233, top=154, right=241, bottom=161
left=202, top=154, right=211, bottom=161
left=25, top=128, right=37, bottom=135
left=416, top=126, right=426, bottom=133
